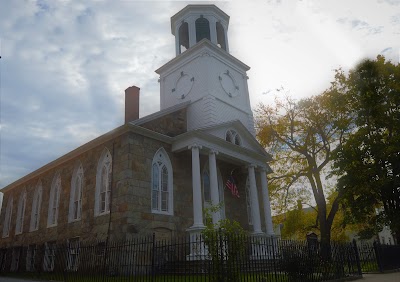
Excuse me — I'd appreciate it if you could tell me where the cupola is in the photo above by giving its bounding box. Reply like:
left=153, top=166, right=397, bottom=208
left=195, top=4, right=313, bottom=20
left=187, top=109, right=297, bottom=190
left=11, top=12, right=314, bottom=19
left=171, top=5, right=230, bottom=55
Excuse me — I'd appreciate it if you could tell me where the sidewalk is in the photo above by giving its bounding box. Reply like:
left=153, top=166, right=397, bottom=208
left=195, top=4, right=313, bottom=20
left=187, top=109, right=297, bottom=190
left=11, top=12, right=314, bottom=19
left=362, top=272, right=400, bottom=281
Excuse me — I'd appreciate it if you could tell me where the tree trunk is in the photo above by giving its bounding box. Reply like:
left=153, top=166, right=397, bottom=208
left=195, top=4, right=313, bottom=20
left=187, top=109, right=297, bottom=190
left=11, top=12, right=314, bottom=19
left=319, top=216, right=332, bottom=261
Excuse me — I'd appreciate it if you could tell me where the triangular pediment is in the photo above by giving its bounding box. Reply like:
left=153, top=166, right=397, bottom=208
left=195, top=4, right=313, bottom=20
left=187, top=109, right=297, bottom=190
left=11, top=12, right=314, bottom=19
left=197, top=120, right=271, bottom=159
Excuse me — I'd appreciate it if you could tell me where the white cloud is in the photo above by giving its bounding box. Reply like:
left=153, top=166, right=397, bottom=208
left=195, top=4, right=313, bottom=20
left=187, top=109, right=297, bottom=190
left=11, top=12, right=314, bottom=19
left=0, top=0, right=399, bottom=187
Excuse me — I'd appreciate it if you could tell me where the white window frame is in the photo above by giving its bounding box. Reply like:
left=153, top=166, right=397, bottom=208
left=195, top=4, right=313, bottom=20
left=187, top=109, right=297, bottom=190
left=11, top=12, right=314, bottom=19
left=69, top=164, right=84, bottom=222
left=15, top=190, right=27, bottom=235
left=151, top=148, right=173, bottom=215
left=43, top=241, right=56, bottom=272
left=30, top=182, right=42, bottom=232
left=95, top=148, right=112, bottom=216
left=2, top=196, right=13, bottom=238
left=225, top=129, right=242, bottom=146
left=245, top=177, right=253, bottom=225
left=26, top=244, right=36, bottom=271
left=47, top=173, right=61, bottom=227
left=202, top=164, right=225, bottom=219
left=67, top=237, right=80, bottom=271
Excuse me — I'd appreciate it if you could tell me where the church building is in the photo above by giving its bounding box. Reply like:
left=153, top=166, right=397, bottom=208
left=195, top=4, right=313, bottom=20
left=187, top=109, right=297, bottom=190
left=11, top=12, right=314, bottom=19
left=0, top=5, right=275, bottom=249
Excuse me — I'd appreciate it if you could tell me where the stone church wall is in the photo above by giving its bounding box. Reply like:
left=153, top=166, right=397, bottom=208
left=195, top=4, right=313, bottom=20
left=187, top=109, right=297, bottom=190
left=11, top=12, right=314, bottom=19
left=0, top=126, right=262, bottom=247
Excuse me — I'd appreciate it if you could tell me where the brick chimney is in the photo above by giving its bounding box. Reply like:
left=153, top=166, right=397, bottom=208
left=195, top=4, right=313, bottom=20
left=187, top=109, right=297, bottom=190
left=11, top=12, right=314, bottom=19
left=125, top=86, right=140, bottom=123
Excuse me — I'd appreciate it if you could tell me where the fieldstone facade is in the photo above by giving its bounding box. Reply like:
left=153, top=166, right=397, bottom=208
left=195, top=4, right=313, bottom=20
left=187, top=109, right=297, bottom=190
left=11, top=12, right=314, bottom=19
left=0, top=5, right=275, bottom=250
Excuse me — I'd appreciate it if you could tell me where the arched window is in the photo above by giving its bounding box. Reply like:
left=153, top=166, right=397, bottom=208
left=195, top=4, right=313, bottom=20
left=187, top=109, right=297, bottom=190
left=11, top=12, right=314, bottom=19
left=245, top=177, right=253, bottom=225
left=202, top=164, right=225, bottom=219
left=178, top=22, right=189, bottom=53
left=15, top=190, right=27, bottom=235
left=30, top=182, right=42, bottom=231
left=151, top=148, right=173, bottom=215
left=225, top=129, right=242, bottom=146
left=2, top=196, right=13, bottom=238
left=69, top=164, right=84, bottom=222
left=95, top=148, right=112, bottom=216
left=48, top=173, right=61, bottom=227
left=216, top=21, right=227, bottom=50
left=195, top=17, right=210, bottom=43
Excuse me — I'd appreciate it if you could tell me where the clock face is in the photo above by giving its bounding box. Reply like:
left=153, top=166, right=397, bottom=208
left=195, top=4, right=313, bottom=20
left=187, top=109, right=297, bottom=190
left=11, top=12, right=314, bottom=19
left=172, top=71, right=194, bottom=99
left=219, top=70, right=239, bottom=97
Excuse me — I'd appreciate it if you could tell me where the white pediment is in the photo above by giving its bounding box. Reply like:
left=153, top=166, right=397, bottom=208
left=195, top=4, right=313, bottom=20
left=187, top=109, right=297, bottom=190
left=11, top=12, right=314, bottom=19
left=197, top=120, right=270, bottom=158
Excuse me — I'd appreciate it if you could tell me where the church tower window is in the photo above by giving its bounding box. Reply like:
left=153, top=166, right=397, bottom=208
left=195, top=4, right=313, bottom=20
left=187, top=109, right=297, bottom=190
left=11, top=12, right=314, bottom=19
left=178, top=22, right=189, bottom=53
left=95, top=148, right=112, bottom=216
left=151, top=148, right=173, bottom=215
left=47, top=173, right=61, bottom=227
left=15, top=190, right=27, bottom=235
left=195, top=17, right=210, bottom=42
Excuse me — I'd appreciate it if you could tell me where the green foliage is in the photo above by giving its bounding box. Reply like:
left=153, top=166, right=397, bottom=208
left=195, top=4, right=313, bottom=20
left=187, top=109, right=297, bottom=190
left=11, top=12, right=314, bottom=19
left=331, top=56, right=400, bottom=242
left=201, top=203, right=247, bottom=282
left=256, top=89, right=353, bottom=247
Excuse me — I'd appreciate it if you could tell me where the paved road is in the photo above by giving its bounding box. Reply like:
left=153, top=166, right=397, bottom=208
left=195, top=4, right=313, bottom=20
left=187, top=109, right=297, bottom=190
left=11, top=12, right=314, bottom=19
left=1, top=273, right=400, bottom=282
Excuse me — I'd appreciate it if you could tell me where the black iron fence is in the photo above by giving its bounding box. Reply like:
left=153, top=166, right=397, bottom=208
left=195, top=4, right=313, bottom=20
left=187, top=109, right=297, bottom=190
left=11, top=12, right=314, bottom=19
left=0, top=234, right=365, bottom=281
left=355, top=240, right=400, bottom=273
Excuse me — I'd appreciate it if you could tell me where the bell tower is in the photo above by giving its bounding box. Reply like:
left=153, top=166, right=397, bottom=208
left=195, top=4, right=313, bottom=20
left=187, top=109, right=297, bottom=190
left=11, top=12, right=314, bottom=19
left=171, top=5, right=229, bottom=55
left=156, top=5, right=256, bottom=135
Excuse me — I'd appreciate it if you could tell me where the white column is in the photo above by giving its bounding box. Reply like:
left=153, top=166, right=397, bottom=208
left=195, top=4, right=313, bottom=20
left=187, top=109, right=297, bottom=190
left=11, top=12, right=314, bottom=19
left=189, top=144, right=204, bottom=228
left=223, top=24, right=229, bottom=52
left=248, top=165, right=262, bottom=234
left=209, top=18, right=217, bottom=45
left=259, top=168, right=275, bottom=236
left=188, top=17, right=197, bottom=48
left=175, top=25, right=180, bottom=55
left=209, top=149, right=220, bottom=224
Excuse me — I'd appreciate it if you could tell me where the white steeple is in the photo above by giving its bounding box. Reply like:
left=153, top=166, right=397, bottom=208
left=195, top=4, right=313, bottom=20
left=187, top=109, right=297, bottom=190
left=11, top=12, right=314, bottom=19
left=156, top=5, right=256, bottom=135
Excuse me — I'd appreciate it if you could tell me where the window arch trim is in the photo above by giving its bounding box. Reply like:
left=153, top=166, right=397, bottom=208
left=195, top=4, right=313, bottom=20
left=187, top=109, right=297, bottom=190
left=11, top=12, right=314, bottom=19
left=30, top=181, right=42, bottom=232
left=95, top=148, right=112, bottom=217
left=225, top=129, right=242, bottom=146
left=151, top=147, right=173, bottom=215
left=2, top=195, right=13, bottom=238
left=47, top=172, right=61, bottom=227
left=69, top=163, right=84, bottom=222
left=15, top=189, right=27, bottom=235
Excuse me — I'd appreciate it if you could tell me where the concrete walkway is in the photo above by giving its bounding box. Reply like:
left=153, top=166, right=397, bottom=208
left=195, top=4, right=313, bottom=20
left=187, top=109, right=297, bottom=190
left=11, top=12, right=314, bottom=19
left=361, top=272, right=400, bottom=282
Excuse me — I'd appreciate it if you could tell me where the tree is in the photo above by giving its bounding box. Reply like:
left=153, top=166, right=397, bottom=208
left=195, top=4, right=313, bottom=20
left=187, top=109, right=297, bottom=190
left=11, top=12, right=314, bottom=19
left=331, top=56, right=400, bottom=243
left=256, top=88, right=352, bottom=254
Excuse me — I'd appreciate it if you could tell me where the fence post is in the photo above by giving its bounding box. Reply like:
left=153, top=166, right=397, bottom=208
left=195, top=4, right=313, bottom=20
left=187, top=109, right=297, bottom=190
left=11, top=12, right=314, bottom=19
left=373, top=241, right=383, bottom=273
left=352, top=239, right=362, bottom=276
left=151, top=233, right=156, bottom=281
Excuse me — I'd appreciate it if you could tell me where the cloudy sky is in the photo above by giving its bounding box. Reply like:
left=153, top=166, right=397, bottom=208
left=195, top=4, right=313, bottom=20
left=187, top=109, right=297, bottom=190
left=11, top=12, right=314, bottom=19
left=0, top=0, right=399, bottom=191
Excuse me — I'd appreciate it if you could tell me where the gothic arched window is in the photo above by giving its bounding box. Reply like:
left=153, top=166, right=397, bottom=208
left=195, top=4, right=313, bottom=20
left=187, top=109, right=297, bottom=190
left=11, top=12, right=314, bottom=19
left=30, top=181, right=42, bottom=231
left=95, top=148, right=112, bottom=216
left=69, top=164, right=84, bottom=222
left=195, top=17, right=210, bottom=43
left=2, top=196, right=13, bottom=238
left=15, top=190, right=27, bottom=235
left=47, top=172, right=61, bottom=227
left=151, top=148, right=173, bottom=215
left=225, top=129, right=242, bottom=146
